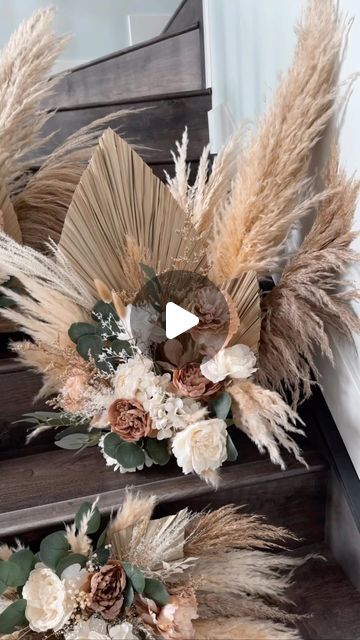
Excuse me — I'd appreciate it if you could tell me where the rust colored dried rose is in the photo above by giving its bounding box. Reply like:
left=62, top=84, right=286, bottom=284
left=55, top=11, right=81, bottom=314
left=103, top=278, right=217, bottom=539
left=172, top=362, right=222, bottom=399
left=108, top=398, right=152, bottom=442
left=86, top=560, right=126, bottom=621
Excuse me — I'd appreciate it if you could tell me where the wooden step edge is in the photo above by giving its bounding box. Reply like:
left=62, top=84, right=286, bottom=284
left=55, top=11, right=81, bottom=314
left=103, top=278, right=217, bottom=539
left=0, top=357, right=31, bottom=374
left=50, top=23, right=201, bottom=78
left=0, top=452, right=326, bottom=537
left=45, top=88, right=212, bottom=113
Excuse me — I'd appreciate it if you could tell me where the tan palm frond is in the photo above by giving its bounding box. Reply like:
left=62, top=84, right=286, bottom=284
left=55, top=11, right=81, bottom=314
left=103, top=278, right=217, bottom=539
left=59, top=129, right=208, bottom=298
left=220, top=271, right=261, bottom=352
left=209, top=0, right=348, bottom=280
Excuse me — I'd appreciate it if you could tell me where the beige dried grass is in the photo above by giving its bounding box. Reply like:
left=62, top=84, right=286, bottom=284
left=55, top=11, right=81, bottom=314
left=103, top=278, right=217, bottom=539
left=0, top=8, right=68, bottom=191
left=184, top=505, right=294, bottom=556
left=210, top=0, right=348, bottom=280
left=194, top=617, right=301, bottom=640
left=258, top=146, right=360, bottom=403
left=229, top=380, right=306, bottom=469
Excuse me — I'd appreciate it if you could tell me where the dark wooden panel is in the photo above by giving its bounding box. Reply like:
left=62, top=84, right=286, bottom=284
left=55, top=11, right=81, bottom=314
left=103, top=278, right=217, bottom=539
left=44, top=28, right=202, bottom=109
left=163, top=0, right=202, bottom=34
left=0, top=448, right=327, bottom=544
left=0, top=358, right=46, bottom=451
left=39, top=91, right=211, bottom=162
left=289, top=547, right=360, bottom=640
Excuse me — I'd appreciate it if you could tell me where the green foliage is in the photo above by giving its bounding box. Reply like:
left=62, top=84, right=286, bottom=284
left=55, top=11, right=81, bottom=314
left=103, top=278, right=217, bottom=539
left=122, top=562, right=145, bottom=593
left=145, top=438, right=170, bottom=466
left=210, top=391, right=232, bottom=420
left=0, top=599, right=27, bottom=634
left=91, top=300, right=118, bottom=321
left=96, top=528, right=107, bottom=549
left=76, top=334, right=103, bottom=362
left=9, top=550, right=36, bottom=585
left=226, top=434, right=238, bottom=462
left=143, top=578, right=169, bottom=606
left=103, top=432, right=145, bottom=469
left=0, top=561, right=25, bottom=594
left=68, top=322, right=97, bottom=343
left=123, top=581, right=134, bottom=609
left=55, top=433, right=95, bottom=450
left=96, top=547, right=110, bottom=565
left=56, top=553, right=87, bottom=577
left=75, top=502, right=101, bottom=534
left=39, top=531, right=69, bottom=570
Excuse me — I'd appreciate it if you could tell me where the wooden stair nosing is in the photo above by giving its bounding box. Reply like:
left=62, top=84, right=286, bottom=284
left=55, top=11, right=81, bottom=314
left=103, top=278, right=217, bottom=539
left=163, top=0, right=203, bottom=35
left=0, top=451, right=327, bottom=538
left=38, top=91, right=212, bottom=162
left=43, top=26, right=204, bottom=109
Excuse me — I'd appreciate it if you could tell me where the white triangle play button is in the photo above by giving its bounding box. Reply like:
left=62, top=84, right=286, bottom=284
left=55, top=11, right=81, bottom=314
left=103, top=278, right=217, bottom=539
left=165, top=302, right=199, bottom=340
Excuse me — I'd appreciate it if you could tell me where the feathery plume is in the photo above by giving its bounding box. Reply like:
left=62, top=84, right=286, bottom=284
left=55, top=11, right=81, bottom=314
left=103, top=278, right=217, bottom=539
left=258, top=145, right=360, bottom=403
left=0, top=8, right=68, bottom=191
left=194, top=617, right=301, bottom=640
left=108, top=492, right=156, bottom=539
left=210, top=0, right=349, bottom=280
left=229, top=380, right=306, bottom=469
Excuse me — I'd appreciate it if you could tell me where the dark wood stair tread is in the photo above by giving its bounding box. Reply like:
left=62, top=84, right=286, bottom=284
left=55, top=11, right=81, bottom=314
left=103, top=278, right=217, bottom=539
left=0, top=446, right=327, bottom=543
left=290, top=546, right=360, bottom=639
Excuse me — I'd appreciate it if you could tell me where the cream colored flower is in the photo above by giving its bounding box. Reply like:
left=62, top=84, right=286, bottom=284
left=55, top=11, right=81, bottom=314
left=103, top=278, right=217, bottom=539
left=23, top=566, right=68, bottom=632
left=172, top=419, right=228, bottom=476
left=65, top=616, right=137, bottom=640
left=200, top=344, right=257, bottom=383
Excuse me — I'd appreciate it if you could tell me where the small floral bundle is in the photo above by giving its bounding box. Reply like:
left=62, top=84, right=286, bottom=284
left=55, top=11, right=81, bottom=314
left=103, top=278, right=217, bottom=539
left=0, top=492, right=304, bottom=640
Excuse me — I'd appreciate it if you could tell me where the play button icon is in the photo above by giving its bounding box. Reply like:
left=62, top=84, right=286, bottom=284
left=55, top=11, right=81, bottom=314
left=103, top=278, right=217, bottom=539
left=165, top=302, right=199, bottom=339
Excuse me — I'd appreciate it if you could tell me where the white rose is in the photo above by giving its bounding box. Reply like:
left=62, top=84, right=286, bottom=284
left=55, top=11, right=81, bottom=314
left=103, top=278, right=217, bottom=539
left=110, top=621, right=138, bottom=639
left=172, top=418, right=228, bottom=476
left=23, top=566, right=68, bottom=632
left=200, top=344, right=257, bottom=383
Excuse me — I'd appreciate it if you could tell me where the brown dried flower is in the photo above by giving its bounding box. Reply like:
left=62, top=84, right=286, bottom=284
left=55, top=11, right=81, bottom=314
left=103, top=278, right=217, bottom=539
left=136, top=589, right=198, bottom=640
left=172, top=362, right=222, bottom=399
left=108, top=398, right=152, bottom=442
left=86, top=560, right=126, bottom=621
left=187, top=286, right=239, bottom=352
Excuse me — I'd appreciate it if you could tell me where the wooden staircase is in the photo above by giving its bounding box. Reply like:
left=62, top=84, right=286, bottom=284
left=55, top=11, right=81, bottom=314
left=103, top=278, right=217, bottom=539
left=1, top=2, right=360, bottom=638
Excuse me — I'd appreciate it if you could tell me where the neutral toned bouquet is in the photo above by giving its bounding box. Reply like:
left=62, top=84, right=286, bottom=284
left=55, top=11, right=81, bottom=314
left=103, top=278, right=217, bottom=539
left=0, top=492, right=305, bottom=639
left=0, top=0, right=358, bottom=484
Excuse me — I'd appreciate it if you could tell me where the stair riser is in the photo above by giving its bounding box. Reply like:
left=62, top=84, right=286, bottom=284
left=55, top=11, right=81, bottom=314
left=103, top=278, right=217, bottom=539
left=44, top=28, right=203, bottom=109
left=39, top=92, right=211, bottom=161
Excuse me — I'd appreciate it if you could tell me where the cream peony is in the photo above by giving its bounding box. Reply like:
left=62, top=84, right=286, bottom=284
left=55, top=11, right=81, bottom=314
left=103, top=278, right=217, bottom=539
left=65, top=616, right=137, bottom=640
left=172, top=419, right=228, bottom=476
left=23, top=566, right=68, bottom=632
left=200, top=344, right=257, bottom=383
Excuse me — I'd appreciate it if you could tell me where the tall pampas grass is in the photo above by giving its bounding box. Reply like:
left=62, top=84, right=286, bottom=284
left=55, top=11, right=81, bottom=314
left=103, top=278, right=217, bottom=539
left=194, top=617, right=301, bottom=640
left=0, top=8, right=68, bottom=191
left=209, top=0, right=348, bottom=280
left=258, top=145, right=360, bottom=403
left=229, top=380, right=306, bottom=468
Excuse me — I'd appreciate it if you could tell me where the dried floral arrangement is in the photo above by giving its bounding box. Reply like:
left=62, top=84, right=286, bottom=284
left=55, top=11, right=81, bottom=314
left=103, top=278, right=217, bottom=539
left=0, top=492, right=305, bottom=639
left=0, top=0, right=359, bottom=485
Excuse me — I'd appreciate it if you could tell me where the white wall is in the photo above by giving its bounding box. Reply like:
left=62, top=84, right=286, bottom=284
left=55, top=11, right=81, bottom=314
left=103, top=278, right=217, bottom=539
left=204, top=0, right=360, bottom=476
left=0, top=0, right=179, bottom=72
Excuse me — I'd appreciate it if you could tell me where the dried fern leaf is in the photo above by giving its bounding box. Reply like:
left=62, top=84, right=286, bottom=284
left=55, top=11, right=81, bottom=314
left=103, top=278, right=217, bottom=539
left=0, top=183, right=21, bottom=242
left=210, top=0, right=348, bottom=279
left=13, top=111, right=131, bottom=250
left=0, top=8, right=68, bottom=191
left=59, top=129, right=207, bottom=298
left=258, top=146, right=360, bottom=403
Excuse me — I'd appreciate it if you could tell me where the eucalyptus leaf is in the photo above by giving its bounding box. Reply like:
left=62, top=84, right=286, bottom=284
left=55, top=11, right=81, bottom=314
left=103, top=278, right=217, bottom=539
left=55, top=433, right=92, bottom=450
left=0, top=561, right=25, bottom=594
left=39, top=531, right=69, bottom=570
left=68, top=322, right=97, bottom=343
left=123, top=581, right=134, bottom=609
left=75, top=502, right=101, bottom=534
left=145, top=438, right=170, bottom=466
left=96, top=547, right=110, bottom=565
left=56, top=554, right=87, bottom=577
left=122, top=562, right=145, bottom=593
left=92, top=301, right=118, bottom=321
left=10, top=550, right=36, bottom=584
left=111, top=339, right=132, bottom=356
left=0, top=599, right=27, bottom=634
left=96, top=529, right=107, bottom=550
left=226, top=434, right=238, bottom=462
left=103, top=433, right=145, bottom=470
left=77, top=334, right=103, bottom=362
left=210, top=392, right=232, bottom=420
left=143, top=578, right=169, bottom=606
